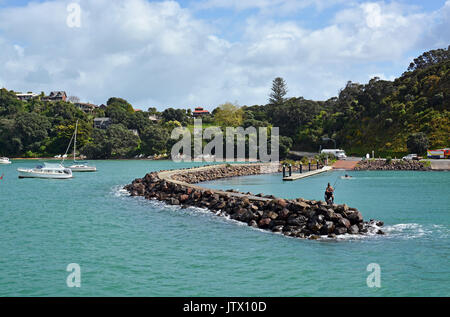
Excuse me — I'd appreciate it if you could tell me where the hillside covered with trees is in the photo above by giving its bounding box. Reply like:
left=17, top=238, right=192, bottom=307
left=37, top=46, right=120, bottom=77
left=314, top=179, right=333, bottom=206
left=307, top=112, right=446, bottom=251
left=0, top=47, right=448, bottom=159
left=243, top=46, right=449, bottom=157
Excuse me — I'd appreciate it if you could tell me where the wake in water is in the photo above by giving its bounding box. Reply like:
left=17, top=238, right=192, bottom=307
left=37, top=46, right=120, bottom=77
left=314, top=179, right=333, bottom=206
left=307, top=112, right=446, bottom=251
left=383, top=223, right=449, bottom=239
left=112, top=185, right=130, bottom=197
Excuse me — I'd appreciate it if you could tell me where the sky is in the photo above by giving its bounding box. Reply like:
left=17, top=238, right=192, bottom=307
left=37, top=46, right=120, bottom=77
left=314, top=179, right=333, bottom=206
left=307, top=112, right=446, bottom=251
left=0, top=0, right=449, bottom=110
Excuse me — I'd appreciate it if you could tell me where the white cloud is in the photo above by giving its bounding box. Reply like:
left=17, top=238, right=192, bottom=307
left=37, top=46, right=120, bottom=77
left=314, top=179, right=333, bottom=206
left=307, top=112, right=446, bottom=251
left=0, top=0, right=448, bottom=109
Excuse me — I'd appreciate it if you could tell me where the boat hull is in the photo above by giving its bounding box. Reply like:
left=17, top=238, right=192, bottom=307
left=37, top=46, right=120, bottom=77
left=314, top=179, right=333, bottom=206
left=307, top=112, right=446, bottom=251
left=69, top=166, right=97, bottom=172
left=17, top=168, right=73, bottom=179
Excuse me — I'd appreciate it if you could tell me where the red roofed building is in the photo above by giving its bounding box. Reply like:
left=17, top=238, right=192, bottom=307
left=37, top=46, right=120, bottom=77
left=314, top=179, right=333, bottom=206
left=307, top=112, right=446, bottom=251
left=193, top=107, right=210, bottom=117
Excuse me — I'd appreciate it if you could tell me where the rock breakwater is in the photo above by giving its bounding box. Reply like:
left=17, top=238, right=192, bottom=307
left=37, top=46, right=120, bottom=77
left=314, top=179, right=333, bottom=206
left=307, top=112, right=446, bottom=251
left=355, top=160, right=431, bottom=171
left=125, top=164, right=384, bottom=240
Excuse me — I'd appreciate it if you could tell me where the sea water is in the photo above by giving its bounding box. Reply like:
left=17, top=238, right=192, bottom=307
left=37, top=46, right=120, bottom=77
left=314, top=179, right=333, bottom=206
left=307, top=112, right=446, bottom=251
left=0, top=160, right=448, bottom=296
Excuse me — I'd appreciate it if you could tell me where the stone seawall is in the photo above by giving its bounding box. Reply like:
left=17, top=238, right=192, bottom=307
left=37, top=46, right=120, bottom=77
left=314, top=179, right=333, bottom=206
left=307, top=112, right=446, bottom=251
left=355, top=160, right=431, bottom=171
left=125, top=164, right=384, bottom=240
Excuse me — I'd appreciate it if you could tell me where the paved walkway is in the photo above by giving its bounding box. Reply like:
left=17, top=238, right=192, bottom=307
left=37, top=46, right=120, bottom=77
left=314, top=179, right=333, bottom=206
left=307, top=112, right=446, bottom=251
left=332, top=160, right=359, bottom=170
left=158, top=163, right=273, bottom=202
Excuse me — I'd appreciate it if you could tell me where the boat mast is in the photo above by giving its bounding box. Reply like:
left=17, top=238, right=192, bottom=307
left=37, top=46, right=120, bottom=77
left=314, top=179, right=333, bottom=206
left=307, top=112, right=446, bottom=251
left=74, top=120, right=78, bottom=162
left=61, top=122, right=76, bottom=165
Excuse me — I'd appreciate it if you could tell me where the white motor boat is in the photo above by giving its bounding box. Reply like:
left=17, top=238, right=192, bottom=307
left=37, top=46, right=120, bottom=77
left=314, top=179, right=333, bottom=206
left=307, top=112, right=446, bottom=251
left=17, top=163, right=73, bottom=179
left=0, top=157, right=12, bottom=164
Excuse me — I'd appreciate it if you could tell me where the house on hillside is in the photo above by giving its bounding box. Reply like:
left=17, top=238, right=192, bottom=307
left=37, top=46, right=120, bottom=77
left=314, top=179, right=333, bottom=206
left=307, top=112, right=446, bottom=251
left=15, top=92, right=39, bottom=101
left=93, top=117, right=112, bottom=129
left=148, top=115, right=160, bottom=123
left=75, top=102, right=98, bottom=113
left=43, top=91, right=67, bottom=102
left=192, top=107, right=210, bottom=117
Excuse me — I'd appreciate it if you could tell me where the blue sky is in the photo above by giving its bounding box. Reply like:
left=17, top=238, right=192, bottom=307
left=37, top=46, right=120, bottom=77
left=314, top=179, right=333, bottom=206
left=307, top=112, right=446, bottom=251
left=0, top=0, right=448, bottom=109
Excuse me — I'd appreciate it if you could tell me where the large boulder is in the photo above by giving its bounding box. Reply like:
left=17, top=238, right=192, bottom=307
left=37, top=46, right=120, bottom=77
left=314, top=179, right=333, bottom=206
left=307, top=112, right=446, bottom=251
left=278, top=208, right=291, bottom=219
left=258, top=218, right=272, bottom=228
left=179, top=194, right=189, bottom=202
left=236, top=208, right=255, bottom=222
left=320, top=221, right=335, bottom=235
left=346, top=210, right=363, bottom=224
left=287, top=215, right=308, bottom=226
left=334, top=226, right=347, bottom=235
left=308, top=220, right=323, bottom=233
left=338, top=218, right=351, bottom=229
left=348, top=224, right=359, bottom=234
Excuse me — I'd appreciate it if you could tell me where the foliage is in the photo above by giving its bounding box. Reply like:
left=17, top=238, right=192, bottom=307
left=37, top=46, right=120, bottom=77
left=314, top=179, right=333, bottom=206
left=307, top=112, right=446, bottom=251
left=161, top=108, right=189, bottom=125
left=269, top=77, right=288, bottom=105
left=213, top=102, right=244, bottom=127
left=407, top=46, right=450, bottom=72
left=140, top=125, right=170, bottom=155
left=279, top=136, right=293, bottom=160
left=406, top=132, right=429, bottom=154
left=81, top=124, right=139, bottom=159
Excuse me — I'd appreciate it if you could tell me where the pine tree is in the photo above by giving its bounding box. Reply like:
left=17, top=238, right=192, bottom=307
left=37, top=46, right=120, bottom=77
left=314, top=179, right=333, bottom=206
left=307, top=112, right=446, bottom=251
left=269, top=77, right=288, bottom=105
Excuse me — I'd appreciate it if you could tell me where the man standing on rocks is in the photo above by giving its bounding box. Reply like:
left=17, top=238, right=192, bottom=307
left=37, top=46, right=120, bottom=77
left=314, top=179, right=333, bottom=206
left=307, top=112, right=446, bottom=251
left=325, top=183, right=334, bottom=205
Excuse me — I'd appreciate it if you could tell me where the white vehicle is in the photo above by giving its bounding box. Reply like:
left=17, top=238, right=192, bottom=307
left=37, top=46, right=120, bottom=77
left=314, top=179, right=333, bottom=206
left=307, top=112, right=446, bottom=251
left=402, top=154, right=418, bottom=160
left=0, top=157, right=12, bottom=164
left=321, top=149, right=347, bottom=159
left=17, top=163, right=73, bottom=179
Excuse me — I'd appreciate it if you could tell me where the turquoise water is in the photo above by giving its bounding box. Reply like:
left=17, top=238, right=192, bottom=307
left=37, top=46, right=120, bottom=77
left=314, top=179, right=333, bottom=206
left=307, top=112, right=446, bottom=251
left=0, top=160, right=449, bottom=296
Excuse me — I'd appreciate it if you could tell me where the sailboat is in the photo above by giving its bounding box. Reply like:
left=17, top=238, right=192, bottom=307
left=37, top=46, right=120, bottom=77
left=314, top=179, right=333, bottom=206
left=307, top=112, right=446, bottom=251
left=64, top=120, right=97, bottom=172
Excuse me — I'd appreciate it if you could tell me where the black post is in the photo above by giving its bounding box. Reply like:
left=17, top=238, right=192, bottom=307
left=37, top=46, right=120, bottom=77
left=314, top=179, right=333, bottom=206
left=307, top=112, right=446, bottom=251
left=317, top=162, right=319, bottom=170
left=289, top=164, right=292, bottom=176
left=282, top=165, right=286, bottom=178
left=309, top=162, right=311, bottom=171
left=300, top=164, right=302, bottom=173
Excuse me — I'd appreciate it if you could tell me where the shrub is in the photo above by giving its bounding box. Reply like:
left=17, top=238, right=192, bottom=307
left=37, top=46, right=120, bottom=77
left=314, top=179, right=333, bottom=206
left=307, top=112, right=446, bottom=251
left=406, top=132, right=429, bottom=154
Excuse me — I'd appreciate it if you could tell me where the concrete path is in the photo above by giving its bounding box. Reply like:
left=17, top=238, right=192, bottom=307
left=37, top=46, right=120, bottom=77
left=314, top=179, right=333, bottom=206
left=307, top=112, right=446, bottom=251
left=158, top=163, right=273, bottom=202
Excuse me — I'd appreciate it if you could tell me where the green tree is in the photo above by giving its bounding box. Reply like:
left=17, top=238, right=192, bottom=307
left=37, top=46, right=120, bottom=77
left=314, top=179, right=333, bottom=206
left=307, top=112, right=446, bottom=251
left=0, top=118, right=20, bottom=155
left=141, top=125, right=170, bottom=155
left=106, top=97, right=134, bottom=113
left=106, top=124, right=140, bottom=158
left=14, top=112, right=51, bottom=152
left=213, top=102, right=243, bottom=127
left=269, top=77, right=288, bottom=105
left=81, top=124, right=139, bottom=159
left=407, top=132, right=429, bottom=154
left=161, top=108, right=189, bottom=124
left=279, top=136, right=293, bottom=159
left=0, top=88, right=24, bottom=116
